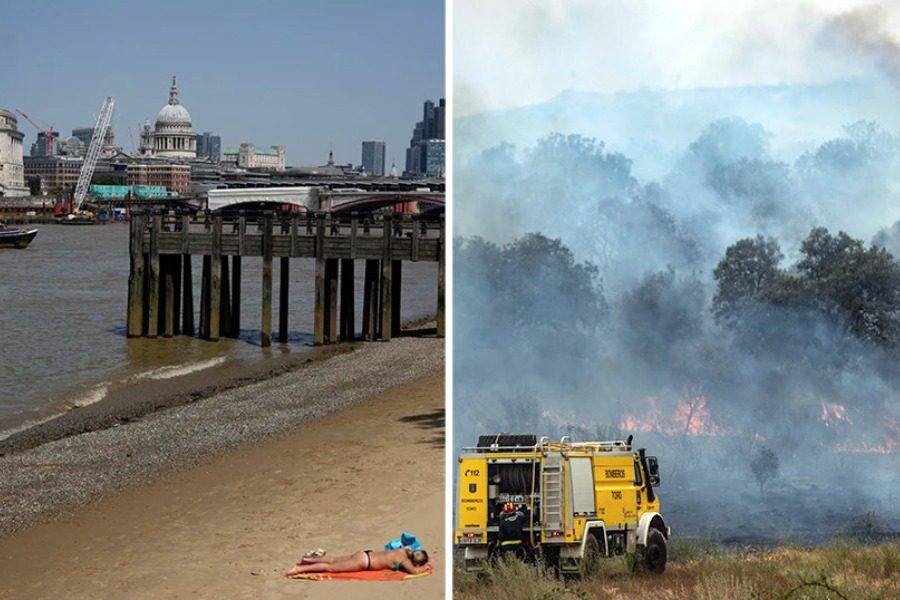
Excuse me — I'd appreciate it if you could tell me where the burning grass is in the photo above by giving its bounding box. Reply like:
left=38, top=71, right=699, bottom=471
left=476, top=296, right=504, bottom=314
left=453, top=539, right=900, bottom=599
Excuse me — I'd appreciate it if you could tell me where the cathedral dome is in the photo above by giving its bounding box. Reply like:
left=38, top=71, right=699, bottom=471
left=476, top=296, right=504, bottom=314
left=155, top=104, right=192, bottom=130
left=154, top=76, right=193, bottom=132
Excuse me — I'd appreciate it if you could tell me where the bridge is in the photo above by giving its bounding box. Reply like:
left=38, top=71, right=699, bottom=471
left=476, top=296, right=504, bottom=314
left=206, top=187, right=445, bottom=214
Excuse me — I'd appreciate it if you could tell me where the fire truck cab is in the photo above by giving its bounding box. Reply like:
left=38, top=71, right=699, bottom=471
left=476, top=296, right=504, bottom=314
left=455, top=434, right=670, bottom=576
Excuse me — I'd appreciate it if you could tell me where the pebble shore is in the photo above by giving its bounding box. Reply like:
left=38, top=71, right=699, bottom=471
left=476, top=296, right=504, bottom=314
left=0, top=336, right=444, bottom=537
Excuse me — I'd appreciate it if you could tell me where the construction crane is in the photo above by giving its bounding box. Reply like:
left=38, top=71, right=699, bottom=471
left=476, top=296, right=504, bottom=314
left=72, top=96, right=115, bottom=213
left=15, top=109, right=55, bottom=155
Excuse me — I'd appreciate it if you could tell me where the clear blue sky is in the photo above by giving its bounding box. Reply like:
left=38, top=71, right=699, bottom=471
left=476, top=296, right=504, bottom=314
left=2, top=0, right=444, bottom=167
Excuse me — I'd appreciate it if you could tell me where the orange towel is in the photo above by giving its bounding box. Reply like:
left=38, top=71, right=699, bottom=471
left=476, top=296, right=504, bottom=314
left=287, top=567, right=433, bottom=581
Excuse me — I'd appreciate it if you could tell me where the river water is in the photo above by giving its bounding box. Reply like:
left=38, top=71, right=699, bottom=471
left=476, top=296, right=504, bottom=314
left=0, top=223, right=438, bottom=439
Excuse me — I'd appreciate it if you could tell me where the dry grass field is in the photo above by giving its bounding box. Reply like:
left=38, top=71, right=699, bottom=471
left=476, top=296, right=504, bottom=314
left=454, top=539, right=900, bottom=600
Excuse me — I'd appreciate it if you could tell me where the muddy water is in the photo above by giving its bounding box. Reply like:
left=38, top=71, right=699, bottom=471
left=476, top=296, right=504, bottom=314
left=0, top=223, right=438, bottom=439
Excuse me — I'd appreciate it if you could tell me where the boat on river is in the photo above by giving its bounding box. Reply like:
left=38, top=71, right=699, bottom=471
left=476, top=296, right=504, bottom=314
left=0, top=223, right=38, bottom=249
left=56, top=210, right=100, bottom=225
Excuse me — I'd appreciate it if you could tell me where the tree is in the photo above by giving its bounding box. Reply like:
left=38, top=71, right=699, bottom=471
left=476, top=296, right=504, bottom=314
left=820, top=245, right=900, bottom=345
left=750, top=446, right=779, bottom=498
left=797, top=227, right=863, bottom=281
left=685, top=117, right=772, bottom=170
left=26, top=176, right=42, bottom=196
left=712, top=235, right=783, bottom=320
left=795, top=228, right=900, bottom=346
left=620, top=268, right=704, bottom=369
left=498, top=233, right=606, bottom=337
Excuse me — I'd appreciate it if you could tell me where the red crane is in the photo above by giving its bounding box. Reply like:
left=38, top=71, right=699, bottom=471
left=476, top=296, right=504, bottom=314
left=15, top=109, right=55, bottom=155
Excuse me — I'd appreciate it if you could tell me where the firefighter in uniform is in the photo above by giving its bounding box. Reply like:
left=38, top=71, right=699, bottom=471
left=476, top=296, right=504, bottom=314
left=496, top=502, right=528, bottom=560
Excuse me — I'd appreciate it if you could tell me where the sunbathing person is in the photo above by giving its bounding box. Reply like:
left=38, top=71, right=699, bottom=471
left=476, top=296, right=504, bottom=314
left=286, top=547, right=430, bottom=576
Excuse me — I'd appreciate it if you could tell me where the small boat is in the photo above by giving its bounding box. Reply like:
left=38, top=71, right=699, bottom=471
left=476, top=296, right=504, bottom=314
left=0, top=223, right=39, bottom=249
left=57, top=210, right=99, bottom=225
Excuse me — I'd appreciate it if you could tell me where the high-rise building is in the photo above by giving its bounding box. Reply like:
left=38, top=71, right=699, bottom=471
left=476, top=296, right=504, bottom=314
left=72, top=126, right=115, bottom=149
left=404, top=98, right=445, bottom=177
left=361, top=140, right=386, bottom=176
left=30, top=131, right=60, bottom=157
left=422, top=139, right=445, bottom=177
left=196, top=131, right=222, bottom=162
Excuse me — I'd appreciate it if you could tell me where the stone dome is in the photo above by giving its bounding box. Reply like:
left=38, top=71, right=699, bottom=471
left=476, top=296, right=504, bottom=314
left=154, top=76, right=193, bottom=131
left=155, top=104, right=192, bottom=130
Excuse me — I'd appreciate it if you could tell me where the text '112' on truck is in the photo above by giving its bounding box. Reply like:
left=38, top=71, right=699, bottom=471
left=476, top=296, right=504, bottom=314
left=455, top=434, right=670, bottom=576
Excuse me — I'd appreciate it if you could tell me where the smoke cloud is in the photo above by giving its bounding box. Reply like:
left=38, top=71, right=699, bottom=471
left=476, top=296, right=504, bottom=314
left=454, top=109, right=900, bottom=543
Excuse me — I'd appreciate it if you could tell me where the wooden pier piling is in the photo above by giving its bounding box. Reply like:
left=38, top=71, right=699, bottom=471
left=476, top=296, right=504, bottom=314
left=261, top=213, right=273, bottom=347
left=127, top=207, right=443, bottom=347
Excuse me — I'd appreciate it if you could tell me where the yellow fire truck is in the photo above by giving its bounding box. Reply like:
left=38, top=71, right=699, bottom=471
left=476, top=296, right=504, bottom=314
left=455, top=434, right=670, bottom=576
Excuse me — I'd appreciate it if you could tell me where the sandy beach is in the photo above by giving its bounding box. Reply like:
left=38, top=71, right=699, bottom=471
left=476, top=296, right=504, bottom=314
left=0, top=337, right=444, bottom=599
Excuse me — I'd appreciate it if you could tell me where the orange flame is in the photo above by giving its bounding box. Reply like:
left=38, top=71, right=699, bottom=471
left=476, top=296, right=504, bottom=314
left=820, top=402, right=853, bottom=427
left=619, top=393, right=725, bottom=436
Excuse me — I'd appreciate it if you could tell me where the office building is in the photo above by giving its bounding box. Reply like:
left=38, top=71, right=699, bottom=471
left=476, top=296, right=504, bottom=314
left=221, top=143, right=285, bottom=171
left=361, top=140, right=386, bottom=176
left=404, top=98, right=445, bottom=177
left=196, top=131, right=222, bottom=162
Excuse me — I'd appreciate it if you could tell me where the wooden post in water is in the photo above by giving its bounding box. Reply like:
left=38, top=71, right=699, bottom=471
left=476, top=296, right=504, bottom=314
left=200, top=255, right=211, bottom=339
left=220, top=256, right=231, bottom=338
left=391, top=260, right=402, bottom=337
left=340, top=259, right=355, bottom=341
left=231, top=255, right=241, bottom=337
left=380, top=215, right=393, bottom=341
left=314, top=212, right=326, bottom=345
left=261, top=213, right=273, bottom=347
left=279, top=256, right=290, bottom=344
left=164, top=256, right=175, bottom=338
left=208, top=215, right=222, bottom=341
left=362, top=259, right=379, bottom=341
left=172, top=252, right=182, bottom=336
left=182, top=254, right=194, bottom=336
left=325, top=258, right=339, bottom=343
left=127, top=213, right=146, bottom=337
left=437, top=217, right=445, bottom=338
left=147, top=213, right=161, bottom=338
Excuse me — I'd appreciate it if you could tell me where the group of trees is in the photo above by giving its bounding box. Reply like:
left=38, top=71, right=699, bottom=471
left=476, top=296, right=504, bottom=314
left=713, top=227, right=900, bottom=348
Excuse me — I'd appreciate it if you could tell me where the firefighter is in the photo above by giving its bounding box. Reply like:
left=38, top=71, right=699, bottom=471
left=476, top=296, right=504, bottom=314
left=496, top=502, right=528, bottom=560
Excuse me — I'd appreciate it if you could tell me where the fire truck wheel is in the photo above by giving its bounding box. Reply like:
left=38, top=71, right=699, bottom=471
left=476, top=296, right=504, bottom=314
left=580, top=533, right=602, bottom=578
left=642, top=527, right=667, bottom=574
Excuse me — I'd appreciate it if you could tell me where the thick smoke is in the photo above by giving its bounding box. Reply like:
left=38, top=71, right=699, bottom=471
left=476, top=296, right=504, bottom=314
left=454, top=115, right=900, bottom=543
left=826, top=5, right=900, bottom=88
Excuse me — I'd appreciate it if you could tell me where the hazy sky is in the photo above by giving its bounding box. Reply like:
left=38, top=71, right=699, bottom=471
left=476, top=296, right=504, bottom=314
left=455, top=0, right=900, bottom=116
left=2, top=0, right=444, bottom=167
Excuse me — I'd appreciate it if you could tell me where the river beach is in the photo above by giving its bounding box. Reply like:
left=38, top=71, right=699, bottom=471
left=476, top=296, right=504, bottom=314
left=0, top=224, right=438, bottom=441
left=0, top=335, right=445, bottom=598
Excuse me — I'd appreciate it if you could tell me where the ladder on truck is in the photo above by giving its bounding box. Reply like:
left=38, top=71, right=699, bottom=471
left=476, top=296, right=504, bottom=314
left=72, top=96, right=115, bottom=213
left=541, top=452, right=564, bottom=532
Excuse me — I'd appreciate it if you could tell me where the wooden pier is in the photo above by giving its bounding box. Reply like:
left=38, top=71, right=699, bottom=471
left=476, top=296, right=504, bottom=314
left=127, top=209, right=444, bottom=345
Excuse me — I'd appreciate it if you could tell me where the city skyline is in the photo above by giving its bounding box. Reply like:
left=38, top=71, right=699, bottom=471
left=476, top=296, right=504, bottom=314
left=1, top=0, right=444, bottom=167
